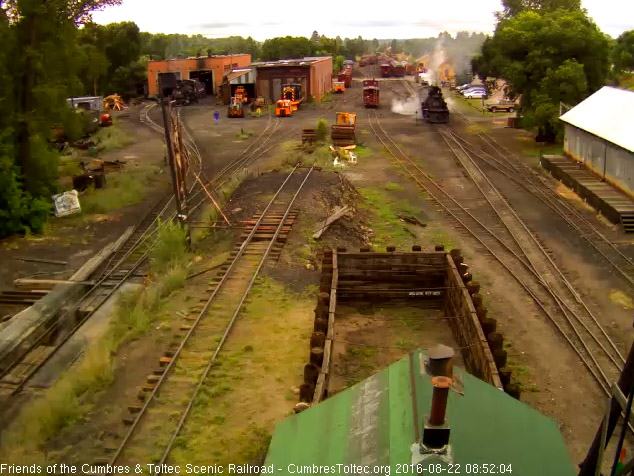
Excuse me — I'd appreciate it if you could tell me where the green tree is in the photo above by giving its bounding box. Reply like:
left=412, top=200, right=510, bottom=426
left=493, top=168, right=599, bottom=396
left=261, top=36, right=314, bottom=60
left=498, top=0, right=581, bottom=19
left=0, top=0, right=121, bottom=235
left=613, top=30, right=634, bottom=74
left=473, top=9, right=609, bottom=141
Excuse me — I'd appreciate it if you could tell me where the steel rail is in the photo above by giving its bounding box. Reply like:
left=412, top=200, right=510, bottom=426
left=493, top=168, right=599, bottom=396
left=154, top=167, right=314, bottom=470
left=442, top=128, right=627, bottom=361
left=367, top=111, right=614, bottom=393
left=439, top=129, right=624, bottom=377
left=448, top=114, right=634, bottom=287
left=109, top=165, right=306, bottom=465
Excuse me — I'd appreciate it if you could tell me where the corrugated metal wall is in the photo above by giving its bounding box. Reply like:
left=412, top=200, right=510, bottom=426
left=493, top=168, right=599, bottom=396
left=565, top=124, right=634, bottom=194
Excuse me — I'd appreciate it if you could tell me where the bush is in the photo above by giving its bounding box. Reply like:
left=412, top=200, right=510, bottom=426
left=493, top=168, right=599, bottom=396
left=316, top=118, right=328, bottom=142
left=151, top=220, right=190, bottom=274
left=0, top=140, right=53, bottom=237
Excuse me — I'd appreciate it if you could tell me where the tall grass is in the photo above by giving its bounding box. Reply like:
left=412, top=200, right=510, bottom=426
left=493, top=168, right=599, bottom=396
left=0, top=222, right=191, bottom=462
left=81, top=173, right=146, bottom=214
left=151, top=220, right=190, bottom=274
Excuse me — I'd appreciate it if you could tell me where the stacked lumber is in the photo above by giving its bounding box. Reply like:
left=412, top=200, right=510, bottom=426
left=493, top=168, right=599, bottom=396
left=302, top=128, right=317, bottom=144
left=331, top=125, right=355, bottom=147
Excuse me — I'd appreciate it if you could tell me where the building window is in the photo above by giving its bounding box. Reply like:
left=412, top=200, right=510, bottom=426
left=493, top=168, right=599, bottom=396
left=232, top=63, right=238, bottom=68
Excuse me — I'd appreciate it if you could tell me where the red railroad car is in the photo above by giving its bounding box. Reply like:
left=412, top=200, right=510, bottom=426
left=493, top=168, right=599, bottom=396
left=363, top=79, right=379, bottom=108
left=392, top=61, right=406, bottom=77
left=380, top=62, right=393, bottom=77
left=338, top=71, right=352, bottom=88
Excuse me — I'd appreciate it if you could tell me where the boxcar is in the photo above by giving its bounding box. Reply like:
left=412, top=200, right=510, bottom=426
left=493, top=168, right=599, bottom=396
left=363, top=79, right=379, bottom=108
left=380, top=62, right=393, bottom=78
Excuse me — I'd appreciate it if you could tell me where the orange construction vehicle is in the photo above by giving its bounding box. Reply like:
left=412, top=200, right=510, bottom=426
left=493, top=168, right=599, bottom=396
left=276, top=99, right=293, bottom=117
left=331, top=112, right=357, bottom=146
left=333, top=81, right=345, bottom=93
left=235, top=86, right=248, bottom=103
left=282, top=84, right=304, bottom=111
left=227, top=97, right=244, bottom=118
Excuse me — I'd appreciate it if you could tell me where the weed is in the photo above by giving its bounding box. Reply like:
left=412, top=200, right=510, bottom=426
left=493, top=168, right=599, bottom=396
left=316, top=118, right=328, bottom=142
left=80, top=172, right=149, bottom=214
left=353, top=145, right=372, bottom=158
left=235, top=129, right=253, bottom=140
left=58, top=158, right=82, bottom=177
left=151, top=220, right=191, bottom=274
left=383, top=182, right=404, bottom=191
left=94, top=124, right=134, bottom=150
left=358, top=188, right=420, bottom=249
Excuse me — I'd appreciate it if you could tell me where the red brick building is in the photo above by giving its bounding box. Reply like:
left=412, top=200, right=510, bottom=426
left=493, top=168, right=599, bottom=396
left=252, top=56, right=333, bottom=103
left=147, top=54, right=251, bottom=96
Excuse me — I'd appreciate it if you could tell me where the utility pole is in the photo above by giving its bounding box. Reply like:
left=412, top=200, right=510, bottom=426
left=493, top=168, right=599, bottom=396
left=158, top=75, right=191, bottom=248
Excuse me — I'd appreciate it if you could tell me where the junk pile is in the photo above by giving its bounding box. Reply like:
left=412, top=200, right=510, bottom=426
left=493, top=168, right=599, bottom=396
left=329, top=145, right=357, bottom=168
left=103, top=94, right=126, bottom=111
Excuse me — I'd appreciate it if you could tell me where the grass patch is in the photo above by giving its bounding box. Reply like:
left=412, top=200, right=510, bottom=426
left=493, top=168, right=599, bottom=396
left=383, top=182, right=404, bottom=191
left=235, top=129, right=253, bottom=140
left=93, top=124, right=134, bottom=151
left=0, top=223, right=191, bottom=462
left=358, top=188, right=420, bottom=249
left=151, top=220, right=191, bottom=274
left=353, top=145, right=373, bottom=158
left=610, top=290, right=634, bottom=310
left=58, top=157, right=82, bottom=177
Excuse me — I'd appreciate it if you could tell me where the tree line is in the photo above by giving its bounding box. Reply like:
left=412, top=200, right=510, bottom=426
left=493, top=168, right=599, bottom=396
left=472, top=0, right=634, bottom=141
left=2, top=0, right=633, bottom=236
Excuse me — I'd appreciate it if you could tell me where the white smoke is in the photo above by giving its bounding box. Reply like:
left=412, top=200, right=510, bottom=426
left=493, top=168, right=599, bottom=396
left=391, top=96, right=419, bottom=116
left=427, top=40, right=447, bottom=86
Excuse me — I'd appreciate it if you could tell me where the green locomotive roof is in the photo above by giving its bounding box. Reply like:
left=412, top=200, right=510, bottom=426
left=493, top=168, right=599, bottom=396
left=265, top=348, right=575, bottom=475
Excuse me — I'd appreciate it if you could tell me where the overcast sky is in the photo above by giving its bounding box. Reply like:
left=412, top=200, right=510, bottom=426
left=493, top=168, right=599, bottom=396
left=92, top=0, right=634, bottom=40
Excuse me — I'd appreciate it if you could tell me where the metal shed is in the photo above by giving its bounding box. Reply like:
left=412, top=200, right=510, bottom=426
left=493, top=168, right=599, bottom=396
left=265, top=348, right=575, bottom=475
left=560, top=86, right=634, bottom=197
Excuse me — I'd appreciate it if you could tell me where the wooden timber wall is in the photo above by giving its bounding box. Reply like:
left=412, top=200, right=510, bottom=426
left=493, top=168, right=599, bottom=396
left=298, top=246, right=514, bottom=410
left=444, top=252, right=503, bottom=390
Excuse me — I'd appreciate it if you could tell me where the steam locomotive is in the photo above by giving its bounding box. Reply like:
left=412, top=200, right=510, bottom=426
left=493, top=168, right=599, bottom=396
left=421, top=86, right=449, bottom=123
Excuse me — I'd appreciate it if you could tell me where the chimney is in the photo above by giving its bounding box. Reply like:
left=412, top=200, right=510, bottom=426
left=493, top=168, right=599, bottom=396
left=422, top=376, right=452, bottom=449
left=426, top=344, right=454, bottom=378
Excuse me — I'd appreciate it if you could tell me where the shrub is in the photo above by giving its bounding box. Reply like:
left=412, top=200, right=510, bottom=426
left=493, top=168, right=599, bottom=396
left=151, top=220, right=190, bottom=274
left=316, top=118, right=328, bottom=142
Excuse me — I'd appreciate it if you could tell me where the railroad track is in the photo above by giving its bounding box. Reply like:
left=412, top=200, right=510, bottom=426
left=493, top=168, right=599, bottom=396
left=105, top=165, right=313, bottom=468
left=447, top=111, right=634, bottom=289
left=367, top=111, right=624, bottom=396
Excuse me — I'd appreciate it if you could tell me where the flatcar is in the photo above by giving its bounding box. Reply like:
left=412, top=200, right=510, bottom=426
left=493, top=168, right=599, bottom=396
left=363, top=79, right=379, bottom=108
left=421, top=86, right=449, bottom=123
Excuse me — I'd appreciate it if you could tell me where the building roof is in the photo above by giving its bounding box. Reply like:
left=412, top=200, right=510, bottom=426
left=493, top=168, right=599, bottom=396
left=252, top=56, right=331, bottom=68
left=224, top=68, right=252, bottom=82
left=560, top=86, right=634, bottom=153
left=265, top=348, right=575, bottom=475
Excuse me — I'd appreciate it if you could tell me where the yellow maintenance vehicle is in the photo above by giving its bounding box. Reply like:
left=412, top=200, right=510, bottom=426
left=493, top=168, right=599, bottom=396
left=276, top=99, right=293, bottom=117
left=227, top=96, right=244, bottom=118
left=235, top=86, right=248, bottom=103
left=331, top=112, right=357, bottom=147
left=333, top=81, right=345, bottom=93
left=282, top=84, right=304, bottom=111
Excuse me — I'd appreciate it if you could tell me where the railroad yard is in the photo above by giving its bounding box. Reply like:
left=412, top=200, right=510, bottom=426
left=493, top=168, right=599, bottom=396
left=2, top=62, right=634, bottom=471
